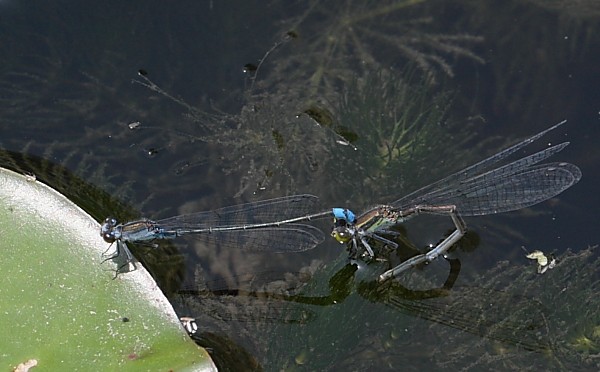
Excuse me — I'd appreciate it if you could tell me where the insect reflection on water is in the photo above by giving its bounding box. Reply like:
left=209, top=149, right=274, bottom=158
left=175, top=254, right=555, bottom=367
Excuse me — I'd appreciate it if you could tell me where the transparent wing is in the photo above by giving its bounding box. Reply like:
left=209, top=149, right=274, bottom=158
left=157, top=194, right=322, bottom=229
left=392, top=123, right=581, bottom=216
left=187, top=224, right=325, bottom=252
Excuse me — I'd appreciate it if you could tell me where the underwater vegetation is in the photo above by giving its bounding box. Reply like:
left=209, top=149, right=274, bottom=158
left=132, top=65, right=475, bottom=208
left=429, top=245, right=600, bottom=370
left=328, top=69, right=476, bottom=204
left=176, top=245, right=600, bottom=371
left=0, top=0, right=486, bottom=204
left=256, top=0, right=484, bottom=101
left=154, top=0, right=486, bottom=198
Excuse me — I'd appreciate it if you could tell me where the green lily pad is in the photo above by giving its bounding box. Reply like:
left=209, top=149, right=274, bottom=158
left=0, top=167, right=216, bottom=371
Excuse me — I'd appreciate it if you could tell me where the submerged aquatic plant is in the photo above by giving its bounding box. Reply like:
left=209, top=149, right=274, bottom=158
left=255, top=0, right=484, bottom=101
left=131, top=64, right=473, bottom=206
left=429, top=245, right=600, bottom=370
left=176, top=245, right=600, bottom=371
left=315, top=68, right=476, bottom=206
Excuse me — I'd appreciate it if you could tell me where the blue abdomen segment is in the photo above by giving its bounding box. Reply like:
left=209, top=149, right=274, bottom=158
left=332, top=208, right=356, bottom=224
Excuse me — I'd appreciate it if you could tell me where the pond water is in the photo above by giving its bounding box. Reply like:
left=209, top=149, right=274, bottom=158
left=1, top=0, right=599, bottom=370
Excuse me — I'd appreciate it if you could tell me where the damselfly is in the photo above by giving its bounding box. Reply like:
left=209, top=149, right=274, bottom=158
left=330, top=121, right=581, bottom=282
left=100, top=194, right=331, bottom=265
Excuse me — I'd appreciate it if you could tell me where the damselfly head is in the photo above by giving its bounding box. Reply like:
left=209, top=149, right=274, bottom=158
left=331, top=226, right=353, bottom=244
left=331, top=209, right=356, bottom=244
left=100, top=217, right=120, bottom=243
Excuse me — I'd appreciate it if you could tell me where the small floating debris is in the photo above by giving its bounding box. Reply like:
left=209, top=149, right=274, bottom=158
left=128, top=121, right=142, bottom=130
left=180, top=316, right=198, bottom=335
left=526, top=250, right=557, bottom=274
left=23, top=172, right=36, bottom=183
left=13, top=359, right=37, bottom=372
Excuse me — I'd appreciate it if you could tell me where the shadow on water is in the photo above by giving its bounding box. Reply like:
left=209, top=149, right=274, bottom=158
left=175, top=241, right=600, bottom=371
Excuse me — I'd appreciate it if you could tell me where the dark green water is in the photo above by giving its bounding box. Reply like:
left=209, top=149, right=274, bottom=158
left=1, top=0, right=599, bottom=370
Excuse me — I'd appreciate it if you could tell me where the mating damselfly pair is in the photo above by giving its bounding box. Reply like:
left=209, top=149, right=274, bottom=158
left=101, top=121, right=581, bottom=281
